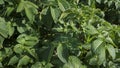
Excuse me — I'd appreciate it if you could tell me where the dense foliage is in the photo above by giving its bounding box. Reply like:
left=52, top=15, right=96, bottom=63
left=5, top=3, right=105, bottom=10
left=0, top=0, right=120, bottom=68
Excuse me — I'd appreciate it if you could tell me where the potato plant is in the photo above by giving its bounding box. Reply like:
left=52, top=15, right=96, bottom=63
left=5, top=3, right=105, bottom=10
left=0, top=0, right=120, bottom=68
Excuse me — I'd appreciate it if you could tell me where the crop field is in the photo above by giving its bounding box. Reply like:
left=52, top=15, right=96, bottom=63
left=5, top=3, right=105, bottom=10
left=0, top=0, right=120, bottom=68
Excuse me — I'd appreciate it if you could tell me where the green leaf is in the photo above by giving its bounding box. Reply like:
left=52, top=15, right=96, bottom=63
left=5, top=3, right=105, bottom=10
left=0, top=0, right=4, bottom=4
left=7, top=22, right=14, bottom=37
left=5, top=7, right=14, bottom=16
left=63, top=56, right=86, bottom=68
left=89, top=56, right=98, bottom=65
left=17, top=34, right=39, bottom=46
left=0, top=17, right=8, bottom=38
left=0, top=62, right=3, bottom=67
left=8, top=56, right=19, bottom=65
left=115, top=2, right=120, bottom=9
left=24, top=1, right=38, bottom=22
left=17, top=34, right=26, bottom=44
left=106, top=36, right=115, bottom=45
left=96, top=0, right=101, bottom=4
left=50, top=7, right=61, bottom=23
left=57, top=43, right=67, bottom=63
left=106, top=44, right=116, bottom=59
left=96, top=45, right=106, bottom=65
left=13, top=44, right=24, bottom=54
left=25, top=1, right=38, bottom=9
left=91, top=39, right=103, bottom=53
left=85, top=25, right=98, bottom=35
left=25, top=7, right=35, bottom=22
left=25, top=48, right=38, bottom=59
left=108, top=1, right=113, bottom=7
left=17, top=26, right=26, bottom=33
left=0, top=36, right=4, bottom=49
left=58, top=0, right=70, bottom=11
left=24, top=36, right=39, bottom=46
left=17, top=55, right=31, bottom=67
left=17, top=1, right=25, bottom=12
left=31, top=62, right=42, bottom=68
left=5, top=48, right=13, bottom=57
left=47, top=45, right=55, bottom=63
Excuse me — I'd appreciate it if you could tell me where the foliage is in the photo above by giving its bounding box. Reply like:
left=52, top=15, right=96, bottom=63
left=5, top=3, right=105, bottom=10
left=0, top=0, right=120, bottom=68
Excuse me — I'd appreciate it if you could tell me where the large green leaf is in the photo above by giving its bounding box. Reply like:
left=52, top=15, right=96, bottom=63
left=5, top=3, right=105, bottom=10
left=106, top=44, right=116, bottom=59
left=57, top=43, right=68, bottom=63
left=91, top=39, right=103, bottom=53
left=96, top=45, right=106, bottom=65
